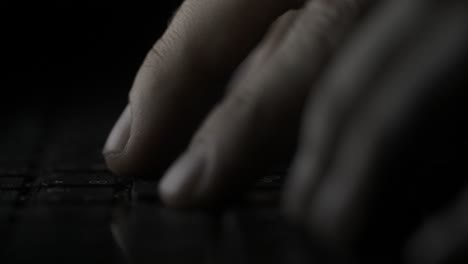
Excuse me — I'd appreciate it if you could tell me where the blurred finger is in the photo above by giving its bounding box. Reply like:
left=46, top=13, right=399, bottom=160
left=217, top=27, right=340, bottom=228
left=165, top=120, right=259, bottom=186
left=285, top=0, right=468, bottom=251
left=158, top=0, right=370, bottom=207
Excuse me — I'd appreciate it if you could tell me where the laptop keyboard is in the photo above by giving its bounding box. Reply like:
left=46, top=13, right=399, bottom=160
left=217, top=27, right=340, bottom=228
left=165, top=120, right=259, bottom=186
left=0, top=102, right=316, bottom=264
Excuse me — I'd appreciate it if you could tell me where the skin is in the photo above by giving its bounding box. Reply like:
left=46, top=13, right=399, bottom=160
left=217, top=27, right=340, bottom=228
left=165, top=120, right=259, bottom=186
left=103, top=0, right=468, bottom=262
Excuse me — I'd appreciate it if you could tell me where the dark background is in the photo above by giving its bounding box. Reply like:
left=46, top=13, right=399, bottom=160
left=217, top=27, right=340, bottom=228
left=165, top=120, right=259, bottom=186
left=2, top=1, right=183, bottom=107
left=1, top=1, right=184, bottom=170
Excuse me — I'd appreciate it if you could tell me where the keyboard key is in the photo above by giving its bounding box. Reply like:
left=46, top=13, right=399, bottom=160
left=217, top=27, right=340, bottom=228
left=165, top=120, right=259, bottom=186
left=0, top=190, right=19, bottom=204
left=37, top=187, right=114, bottom=204
left=0, top=177, right=25, bottom=189
left=42, top=172, right=118, bottom=187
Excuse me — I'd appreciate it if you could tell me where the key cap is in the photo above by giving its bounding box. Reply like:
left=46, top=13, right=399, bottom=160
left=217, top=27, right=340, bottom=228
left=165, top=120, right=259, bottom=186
left=42, top=172, right=118, bottom=187
left=0, top=177, right=25, bottom=189
left=37, top=187, right=114, bottom=204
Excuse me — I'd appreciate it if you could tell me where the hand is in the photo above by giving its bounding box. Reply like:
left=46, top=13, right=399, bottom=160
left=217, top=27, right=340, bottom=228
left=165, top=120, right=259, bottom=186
left=103, top=0, right=370, bottom=203
left=103, top=0, right=468, bottom=262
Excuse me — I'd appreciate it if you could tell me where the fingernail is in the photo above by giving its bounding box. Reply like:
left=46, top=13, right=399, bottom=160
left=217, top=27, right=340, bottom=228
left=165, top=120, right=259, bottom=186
left=158, top=151, right=205, bottom=207
left=103, top=105, right=132, bottom=156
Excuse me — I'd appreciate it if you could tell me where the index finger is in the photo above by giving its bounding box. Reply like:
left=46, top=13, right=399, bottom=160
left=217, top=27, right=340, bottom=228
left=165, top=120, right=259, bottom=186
left=103, top=0, right=306, bottom=177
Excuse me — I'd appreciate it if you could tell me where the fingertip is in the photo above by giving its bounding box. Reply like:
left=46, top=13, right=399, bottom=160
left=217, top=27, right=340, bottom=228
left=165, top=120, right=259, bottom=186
left=103, top=105, right=133, bottom=176
left=104, top=105, right=132, bottom=156
left=158, top=151, right=206, bottom=208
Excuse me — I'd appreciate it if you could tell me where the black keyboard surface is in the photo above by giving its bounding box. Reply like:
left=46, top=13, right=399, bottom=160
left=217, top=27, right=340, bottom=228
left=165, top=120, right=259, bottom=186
left=0, top=100, right=321, bottom=264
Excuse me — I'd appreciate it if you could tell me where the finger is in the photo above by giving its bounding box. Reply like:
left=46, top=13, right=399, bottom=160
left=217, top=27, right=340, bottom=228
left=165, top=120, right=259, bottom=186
left=284, top=0, right=468, bottom=252
left=158, top=0, right=370, bottom=207
left=103, top=0, right=305, bottom=177
left=283, top=0, right=434, bottom=226
left=405, top=183, right=468, bottom=264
